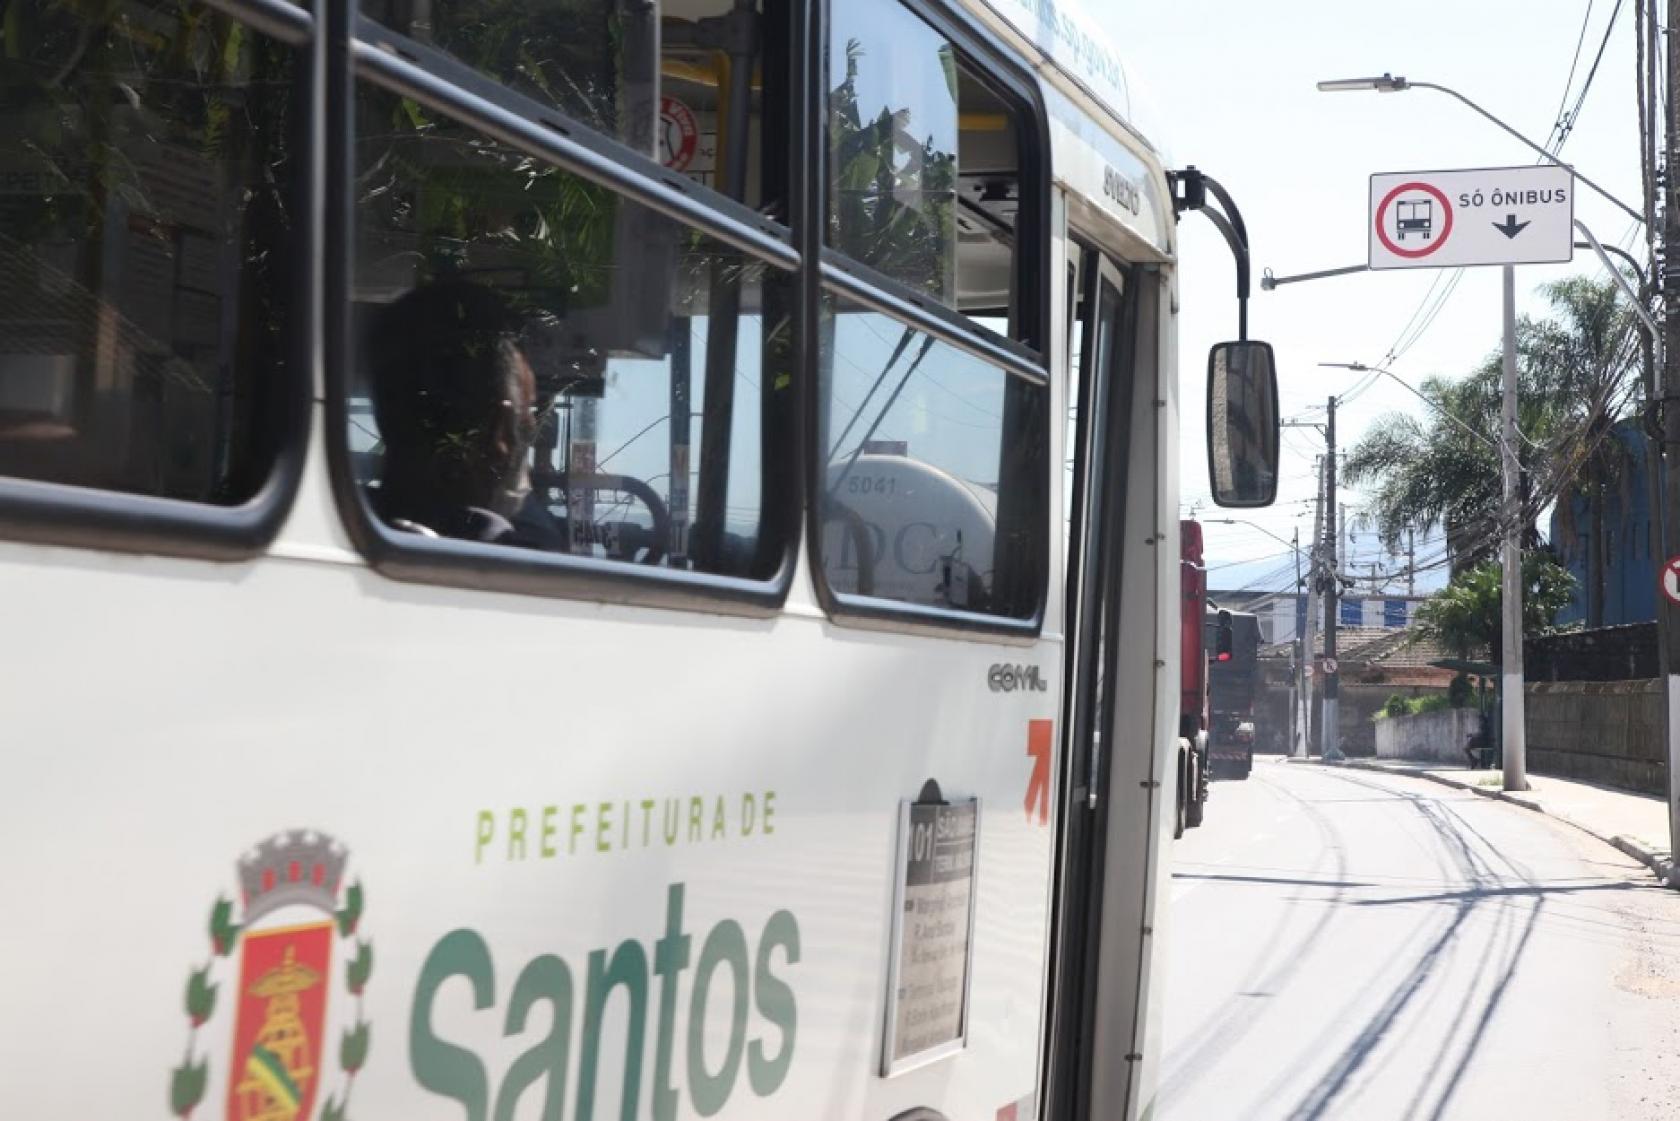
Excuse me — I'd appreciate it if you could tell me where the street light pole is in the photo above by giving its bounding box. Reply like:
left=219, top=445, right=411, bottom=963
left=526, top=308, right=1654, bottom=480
left=1323, top=396, right=1343, bottom=762
left=1294, top=527, right=1307, bottom=758
left=1500, top=264, right=1529, bottom=790
left=1571, top=216, right=1678, bottom=885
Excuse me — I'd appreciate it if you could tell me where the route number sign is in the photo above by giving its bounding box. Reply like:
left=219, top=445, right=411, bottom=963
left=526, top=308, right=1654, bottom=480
left=882, top=794, right=979, bottom=1075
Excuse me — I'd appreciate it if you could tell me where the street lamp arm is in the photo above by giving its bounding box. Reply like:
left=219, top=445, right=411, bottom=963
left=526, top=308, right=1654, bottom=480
left=1573, top=219, right=1664, bottom=396
left=1318, top=362, right=1499, bottom=453
left=1260, top=263, right=1370, bottom=291
left=1206, top=517, right=1306, bottom=557
left=1405, top=80, right=1647, bottom=228
left=1572, top=239, right=1648, bottom=292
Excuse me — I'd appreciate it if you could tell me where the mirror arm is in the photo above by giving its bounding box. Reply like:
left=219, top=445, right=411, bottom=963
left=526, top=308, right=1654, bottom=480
left=1199, top=207, right=1249, bottom=341
left=1170, top=167, right=1252, bottom=341
left=1197, top=174, right=1250, bottom=256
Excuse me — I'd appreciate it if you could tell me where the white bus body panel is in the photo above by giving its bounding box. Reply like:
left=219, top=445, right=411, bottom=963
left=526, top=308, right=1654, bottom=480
left=1, top=497, right=1059, bottom=1119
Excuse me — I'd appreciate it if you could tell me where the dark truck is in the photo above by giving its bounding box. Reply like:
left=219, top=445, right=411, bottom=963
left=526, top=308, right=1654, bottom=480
left=1205, top=606, right=1261, bottom=779
left=1176, top=521, right=1211, bottom=837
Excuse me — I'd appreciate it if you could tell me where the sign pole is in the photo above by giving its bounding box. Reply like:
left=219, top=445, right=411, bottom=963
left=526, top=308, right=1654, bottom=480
left=1293, top=527, right=1308, bottom=757
left=1663, top=0, right=1680, bottom=884
left=1500, top=264, right=1529, bottom=791
left=1304, top=455, right=1323, bottom=753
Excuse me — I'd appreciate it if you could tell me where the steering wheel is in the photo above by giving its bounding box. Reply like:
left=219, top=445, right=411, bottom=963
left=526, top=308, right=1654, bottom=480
left=573, top=472, right=671, bottom=566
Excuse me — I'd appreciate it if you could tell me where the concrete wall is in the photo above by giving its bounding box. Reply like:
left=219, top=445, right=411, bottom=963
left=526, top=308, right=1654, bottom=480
left=1374, top=708, right=1483, bottom=764
left=1524, top=679, right=1667, bottom=796
left=1336, top=684, right=1446, bottom=757
left=1256, top=673, right=1453, bottom=758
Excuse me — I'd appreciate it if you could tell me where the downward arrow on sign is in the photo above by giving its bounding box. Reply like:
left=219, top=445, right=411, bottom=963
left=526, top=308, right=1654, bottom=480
left=1025, top=719, right=1052, bottom=825
left=1492, top=213, right=1531, bottom=239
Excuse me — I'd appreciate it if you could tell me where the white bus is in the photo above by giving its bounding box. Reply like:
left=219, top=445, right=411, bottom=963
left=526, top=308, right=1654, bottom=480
left=0, top=0, right=1277, bottom=1119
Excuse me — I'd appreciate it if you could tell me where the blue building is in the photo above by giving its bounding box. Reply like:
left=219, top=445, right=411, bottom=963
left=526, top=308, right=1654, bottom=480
left=1548, top=421, right=1661, bottom=627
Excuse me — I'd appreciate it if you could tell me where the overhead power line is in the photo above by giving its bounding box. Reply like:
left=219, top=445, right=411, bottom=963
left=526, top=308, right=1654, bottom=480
left=1551, top=0, right=1626, bottom=149
left=1550, top=0, right=1600, bottom=145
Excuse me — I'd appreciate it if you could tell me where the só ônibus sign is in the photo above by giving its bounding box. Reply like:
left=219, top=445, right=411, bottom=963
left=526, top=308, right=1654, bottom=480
left=1368, top=165, right=1573, bottom=270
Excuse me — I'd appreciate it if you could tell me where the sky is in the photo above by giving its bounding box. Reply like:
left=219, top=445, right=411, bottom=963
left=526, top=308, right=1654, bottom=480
left=1087, top=0, right=1650, bottom=600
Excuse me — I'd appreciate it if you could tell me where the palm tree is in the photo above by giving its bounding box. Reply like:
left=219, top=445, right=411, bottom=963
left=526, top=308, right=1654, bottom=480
left=1346, top=274, right=1644, bottom=604
left=1413, top=552, right=1576, bottom=663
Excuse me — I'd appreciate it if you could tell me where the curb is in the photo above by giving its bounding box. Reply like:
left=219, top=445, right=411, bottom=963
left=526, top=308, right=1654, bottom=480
left=1303, top=759, right=1677, bottom=888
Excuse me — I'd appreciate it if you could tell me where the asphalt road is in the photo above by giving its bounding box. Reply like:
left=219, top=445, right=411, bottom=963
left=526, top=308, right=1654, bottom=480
left=1158, top=758, right=1680, bottom=1121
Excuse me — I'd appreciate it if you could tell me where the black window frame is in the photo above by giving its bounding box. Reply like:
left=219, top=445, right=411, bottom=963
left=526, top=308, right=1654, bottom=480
left=807, top=0, right=1053, bottom=638
left=0, top=0, right=317, bottom=561
left=323, top=0, right=809, bottom=614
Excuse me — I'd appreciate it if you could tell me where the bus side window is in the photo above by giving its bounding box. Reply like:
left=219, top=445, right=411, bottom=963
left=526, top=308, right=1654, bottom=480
left=349, top=90, right=794, bottom=579
left=816, top=0, right=1047, bottom=626
left=346, top=3, right=798, bottom=588
left=826, top=1, right=1023, bottom=336
left=0, top=0, right=298, bottom=508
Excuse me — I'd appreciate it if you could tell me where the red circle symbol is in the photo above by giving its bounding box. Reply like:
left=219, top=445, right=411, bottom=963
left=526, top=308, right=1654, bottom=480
left=659, top=95, right=699, bottom=172
left=1662, top=556, right=1680, bottom=606
left=1375, top=181, right=1454, bottom=259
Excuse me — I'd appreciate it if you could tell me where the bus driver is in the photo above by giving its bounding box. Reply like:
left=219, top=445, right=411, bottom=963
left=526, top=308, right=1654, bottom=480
left=368, top=281, right=565, bottom=550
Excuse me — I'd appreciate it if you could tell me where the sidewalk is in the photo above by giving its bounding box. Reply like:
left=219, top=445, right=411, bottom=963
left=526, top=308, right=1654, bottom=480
left=1291, top=756, right=1676, bottom=886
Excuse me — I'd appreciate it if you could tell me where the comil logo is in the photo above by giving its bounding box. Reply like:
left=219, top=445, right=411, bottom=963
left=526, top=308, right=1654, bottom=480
left=169, top=831, right=372, bottom=1121
left=988, top=664, right=1048, bottom=693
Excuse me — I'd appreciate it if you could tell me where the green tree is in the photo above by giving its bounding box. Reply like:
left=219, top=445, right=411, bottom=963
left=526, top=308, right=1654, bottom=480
left=1346, top=275, right=1643, bottom=580
left=1413, top=552, right=1576, bottom=664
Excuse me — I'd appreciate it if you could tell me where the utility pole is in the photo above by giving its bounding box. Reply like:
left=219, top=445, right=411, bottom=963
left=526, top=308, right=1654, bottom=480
left=1501, top=264, right=1529, bottom=791
left=1660, top=0, right=1680, bottom=884
left=1304, top=455, right=1324, bottom=756
left=1293, top=526, right=1307, bottom=757
left=1323, top=396, right=1343, bottom=762
left=1407, top=526, right=1415, bottom=597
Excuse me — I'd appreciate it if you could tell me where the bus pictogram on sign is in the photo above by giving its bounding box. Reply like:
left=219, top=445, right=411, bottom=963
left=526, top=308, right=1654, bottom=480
left=1395, top=199, right=1433, bottom=240
left=1374, top=181, right=1454, bottom=259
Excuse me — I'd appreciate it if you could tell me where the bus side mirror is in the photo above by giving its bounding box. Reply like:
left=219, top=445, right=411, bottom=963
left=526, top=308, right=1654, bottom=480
left=1207, top=341, right=1280, bottom=508
left=1215, top=609, right=1233, bottom=662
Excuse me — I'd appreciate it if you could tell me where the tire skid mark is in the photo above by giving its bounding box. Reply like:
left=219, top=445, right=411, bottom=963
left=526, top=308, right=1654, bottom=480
left=1158, top=766, right=1352, bottom=1103
left=1281, top=769, right=1545, bottom=1121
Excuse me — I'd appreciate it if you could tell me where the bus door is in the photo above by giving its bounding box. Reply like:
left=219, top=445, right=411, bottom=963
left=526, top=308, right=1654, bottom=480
left=1044, top=243, right=1138, bottom=1119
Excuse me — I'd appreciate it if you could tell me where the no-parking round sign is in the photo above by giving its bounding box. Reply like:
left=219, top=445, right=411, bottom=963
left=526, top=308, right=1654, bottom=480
left=1662, top=555, right=1680, bottom=608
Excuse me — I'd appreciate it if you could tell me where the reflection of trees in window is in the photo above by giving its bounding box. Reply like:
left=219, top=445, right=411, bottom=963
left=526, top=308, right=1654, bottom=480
left=357, top=92, right=620, bottom=309
left=365, top=0, right=624, bottom=141
left=0, top=0, right=295, bottom=502
left=827, top=36, right=958, bottom=304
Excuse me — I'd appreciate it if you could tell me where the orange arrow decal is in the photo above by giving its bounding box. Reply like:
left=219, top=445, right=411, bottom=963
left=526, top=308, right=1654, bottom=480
left=1025, top=719, right=1052, bottom=825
